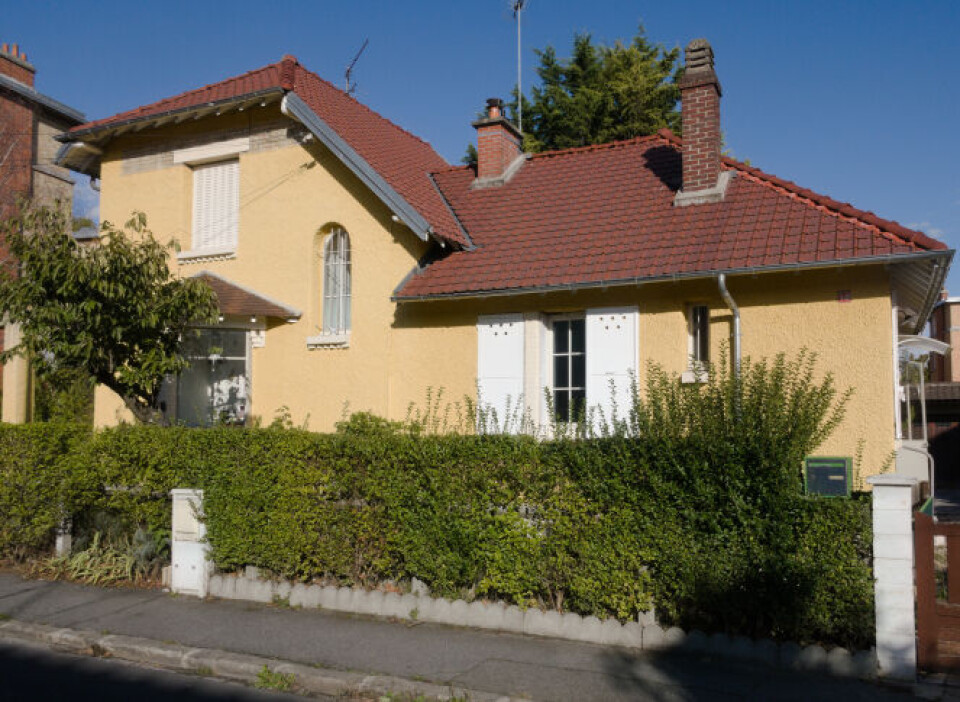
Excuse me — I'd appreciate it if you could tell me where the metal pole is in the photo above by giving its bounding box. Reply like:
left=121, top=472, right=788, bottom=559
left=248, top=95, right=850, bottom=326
left=517, top=3, right=522, bottom=133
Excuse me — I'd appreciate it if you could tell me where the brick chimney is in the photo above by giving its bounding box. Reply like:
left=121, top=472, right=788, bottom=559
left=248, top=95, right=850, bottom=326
left=0, top=43, right=35, bottom=87
left=675, top=39, right=730, bottom=206
left=472, top=98, right=523, bottom=184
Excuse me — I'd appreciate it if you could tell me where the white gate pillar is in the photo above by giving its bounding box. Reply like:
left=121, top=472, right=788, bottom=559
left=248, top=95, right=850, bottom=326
left=170, top=489, right=211, bottom=598
left=868, top=474, right=921, bottom=680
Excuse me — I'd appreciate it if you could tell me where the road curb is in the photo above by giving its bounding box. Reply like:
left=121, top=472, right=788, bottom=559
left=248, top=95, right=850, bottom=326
left=0, top=618, right=516, bottom=701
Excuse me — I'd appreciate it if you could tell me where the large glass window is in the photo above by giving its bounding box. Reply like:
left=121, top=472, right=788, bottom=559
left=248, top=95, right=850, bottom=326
left=552, top=318, right=586, bottom=422
left=175, top=329, right=248, bottom=426
left=323, top=228, right=351, bottom=335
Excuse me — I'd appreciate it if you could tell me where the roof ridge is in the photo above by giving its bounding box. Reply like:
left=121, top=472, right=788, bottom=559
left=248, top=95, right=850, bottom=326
left=431, top=163, right=474, bottom=176
left=293, top=63, right=443, bottom=156
left=658, top=128, right=943, bottom=251
left=723, top=156, right=943, bottom=250
left=529, top=134, right=663, bottom=161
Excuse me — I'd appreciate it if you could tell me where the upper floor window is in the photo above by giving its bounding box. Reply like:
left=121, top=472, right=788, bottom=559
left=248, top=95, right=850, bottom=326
left=192, top=159, right=239, bottom=253
left=323, top=228, right=351, bottom=335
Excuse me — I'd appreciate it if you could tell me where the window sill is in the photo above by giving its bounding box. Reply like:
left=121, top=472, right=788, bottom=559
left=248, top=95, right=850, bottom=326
left=306, top=333, right=349, bottom=349
left=681, top=369, right=709, bottom=384
left=177, top=247, right=237, bottom=264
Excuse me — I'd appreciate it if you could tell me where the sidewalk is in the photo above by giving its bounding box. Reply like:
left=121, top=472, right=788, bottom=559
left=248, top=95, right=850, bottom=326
left=0, top=570, right=925, bottom=701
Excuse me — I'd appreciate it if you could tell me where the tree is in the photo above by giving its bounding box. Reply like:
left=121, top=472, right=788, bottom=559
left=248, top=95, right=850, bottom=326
left=0, top=205, right=219, bottom=424
left=512, top=26, right=681, bottom=153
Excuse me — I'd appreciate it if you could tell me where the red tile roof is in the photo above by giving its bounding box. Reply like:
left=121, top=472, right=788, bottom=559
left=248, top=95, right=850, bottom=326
left=394, top=130, right=947, bottom=299
left=193, top=272, right=300, bottom=320
left=67, top=58, right=946, bottom=300
left=68, top=56, right=466, bottom=247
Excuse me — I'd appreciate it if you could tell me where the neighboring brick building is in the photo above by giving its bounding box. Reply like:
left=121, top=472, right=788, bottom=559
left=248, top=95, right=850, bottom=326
left=0, top=42, right=84, bottom=219
left=0, top=42, right=85, bottom=418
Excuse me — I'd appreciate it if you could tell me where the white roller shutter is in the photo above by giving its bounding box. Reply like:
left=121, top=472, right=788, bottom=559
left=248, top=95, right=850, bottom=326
left=192, top=159, right=239, bottom=251
left=586, top=306, right=638, bottom=432
left=477, top=314, right=525, bottom=433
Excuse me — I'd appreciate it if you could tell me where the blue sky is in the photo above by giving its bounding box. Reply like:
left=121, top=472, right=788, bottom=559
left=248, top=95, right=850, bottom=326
left=8, top=1, right=959, bottom=291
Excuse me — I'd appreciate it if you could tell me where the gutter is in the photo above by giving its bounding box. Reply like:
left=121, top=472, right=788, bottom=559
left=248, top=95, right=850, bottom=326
left=718, top=273, right=741, bottom=376
left=280, top=92, right=435, bottom=244
left=393, top=249, right=954, bottom=303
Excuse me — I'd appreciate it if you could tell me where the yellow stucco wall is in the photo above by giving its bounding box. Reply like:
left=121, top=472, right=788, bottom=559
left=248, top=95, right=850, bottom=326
left=93, top=107, right=897, bottom=482
left=393, top=268, right=895, bottom=481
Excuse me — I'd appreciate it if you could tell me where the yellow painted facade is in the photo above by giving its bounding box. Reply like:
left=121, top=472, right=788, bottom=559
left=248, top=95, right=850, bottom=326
left=92, top=107, right=898, bottom=481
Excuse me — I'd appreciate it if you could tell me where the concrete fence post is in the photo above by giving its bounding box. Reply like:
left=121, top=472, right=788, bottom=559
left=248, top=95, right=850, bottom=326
left=170, top=489, right=211, bottom=598
left=54, top=516, right=72, bottom=557
left=867, top=474, right=921, bottom=680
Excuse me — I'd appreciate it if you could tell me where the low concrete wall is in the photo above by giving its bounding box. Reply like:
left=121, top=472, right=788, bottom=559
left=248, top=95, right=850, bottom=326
left=207, top=568, right=877, bottom=680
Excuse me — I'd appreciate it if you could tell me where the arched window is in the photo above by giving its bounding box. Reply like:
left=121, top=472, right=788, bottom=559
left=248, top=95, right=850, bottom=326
left=323, top=228, right=351, bottom=335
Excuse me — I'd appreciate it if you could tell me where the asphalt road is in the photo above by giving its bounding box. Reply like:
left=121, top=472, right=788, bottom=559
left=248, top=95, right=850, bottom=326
left=0, top=639, right=322, bottom=702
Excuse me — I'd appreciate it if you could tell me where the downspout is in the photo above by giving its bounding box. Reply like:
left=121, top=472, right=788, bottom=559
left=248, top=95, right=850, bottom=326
left=718, top=273, right=741, bottom=376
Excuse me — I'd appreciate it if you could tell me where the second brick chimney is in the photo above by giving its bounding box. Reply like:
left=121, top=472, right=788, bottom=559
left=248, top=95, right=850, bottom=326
left=0, top=43, right=35, bottom=87
left=674, top=39, right=730, bottom=206
left=472, top=98, right=523, bottom=185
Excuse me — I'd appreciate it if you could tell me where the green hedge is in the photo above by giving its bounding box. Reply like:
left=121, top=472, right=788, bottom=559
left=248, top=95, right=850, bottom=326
left=0, top=353, right=876, bottom=649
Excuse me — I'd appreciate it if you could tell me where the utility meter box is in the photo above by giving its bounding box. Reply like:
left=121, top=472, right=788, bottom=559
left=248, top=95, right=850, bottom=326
left=804, top=457, right=852, bottom=497
left=170, top=489, right=210, bottom=597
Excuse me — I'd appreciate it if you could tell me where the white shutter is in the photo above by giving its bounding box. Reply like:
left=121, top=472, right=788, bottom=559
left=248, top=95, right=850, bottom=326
left=193, top=160, right=239, bottom=251
left=586, top=306, right=638, bottom=433
left=477, top=314, right=525, bottom=433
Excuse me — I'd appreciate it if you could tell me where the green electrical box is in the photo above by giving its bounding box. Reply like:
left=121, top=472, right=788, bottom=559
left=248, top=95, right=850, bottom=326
left=804, top=456, right=852, bottom=497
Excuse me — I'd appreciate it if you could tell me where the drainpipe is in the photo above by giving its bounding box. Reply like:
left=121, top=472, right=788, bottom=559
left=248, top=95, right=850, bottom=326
left=718, top=273, right=741, bottom=376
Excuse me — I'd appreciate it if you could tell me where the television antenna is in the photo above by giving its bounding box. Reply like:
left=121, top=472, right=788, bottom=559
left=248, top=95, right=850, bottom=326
left=345, top=38, right=369, bottom=95
left=512, top=0, right=526, bottom=133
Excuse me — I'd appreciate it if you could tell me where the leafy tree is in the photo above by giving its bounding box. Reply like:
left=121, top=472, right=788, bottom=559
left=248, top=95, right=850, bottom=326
left=461, top=26, right=681, bottom=162
left=0, top=204, right=219, bottom=424
left=517, top=27, right=682, bottom=152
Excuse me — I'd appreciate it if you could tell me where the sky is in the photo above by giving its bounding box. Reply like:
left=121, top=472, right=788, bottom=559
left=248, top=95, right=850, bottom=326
left=6, top=1, right=959, bottom=291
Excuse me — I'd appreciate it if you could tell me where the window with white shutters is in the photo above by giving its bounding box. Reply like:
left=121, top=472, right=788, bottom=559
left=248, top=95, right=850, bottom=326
left=192, top=160, right=239, bottom=252
left=322, top=228, right=351, bottom=335
left=477, top=314, right=524, bottom=432
left=585, top=307, right=639, bottom=429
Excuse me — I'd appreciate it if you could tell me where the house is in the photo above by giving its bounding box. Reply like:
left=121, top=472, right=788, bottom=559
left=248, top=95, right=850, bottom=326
left=913, top=296, right=960, bottom=489
left=0, top=42, right=85, bottom=421
left=52, top=39, right=951, bottom=479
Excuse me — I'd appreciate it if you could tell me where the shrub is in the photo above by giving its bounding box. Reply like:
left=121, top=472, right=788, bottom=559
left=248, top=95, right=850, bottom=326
left=0, top=423, right=89, bottom=559
left=0, top=351, right=875, bottom=648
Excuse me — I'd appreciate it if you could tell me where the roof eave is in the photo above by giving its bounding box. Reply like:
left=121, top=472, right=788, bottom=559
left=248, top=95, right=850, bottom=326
left=58, top=88, right=285, bottom=143
left=0, top=73, right=85, bottom=124
left=53, top=88, right=286, bottom=178
left=280, top=92, right=435, bottom=244
left=392, top=250, right=955, bottom=304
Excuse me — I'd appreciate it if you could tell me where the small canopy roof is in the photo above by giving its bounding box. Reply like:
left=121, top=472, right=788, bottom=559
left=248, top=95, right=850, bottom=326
left=898, top=335, right=951, bottom=356
left=192, top=271, right=300, bottom=321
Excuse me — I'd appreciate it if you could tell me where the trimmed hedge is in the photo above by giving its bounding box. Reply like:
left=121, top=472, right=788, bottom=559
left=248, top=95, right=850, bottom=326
left=0, top=353, right=876, bottom=649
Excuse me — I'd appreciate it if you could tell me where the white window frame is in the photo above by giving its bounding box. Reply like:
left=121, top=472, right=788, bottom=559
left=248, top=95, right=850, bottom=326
left=683, top=304, right=710, bottom=383
left=308, top=228, right=351, bottom=348
left=547, top=314, right=587, bottom=425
